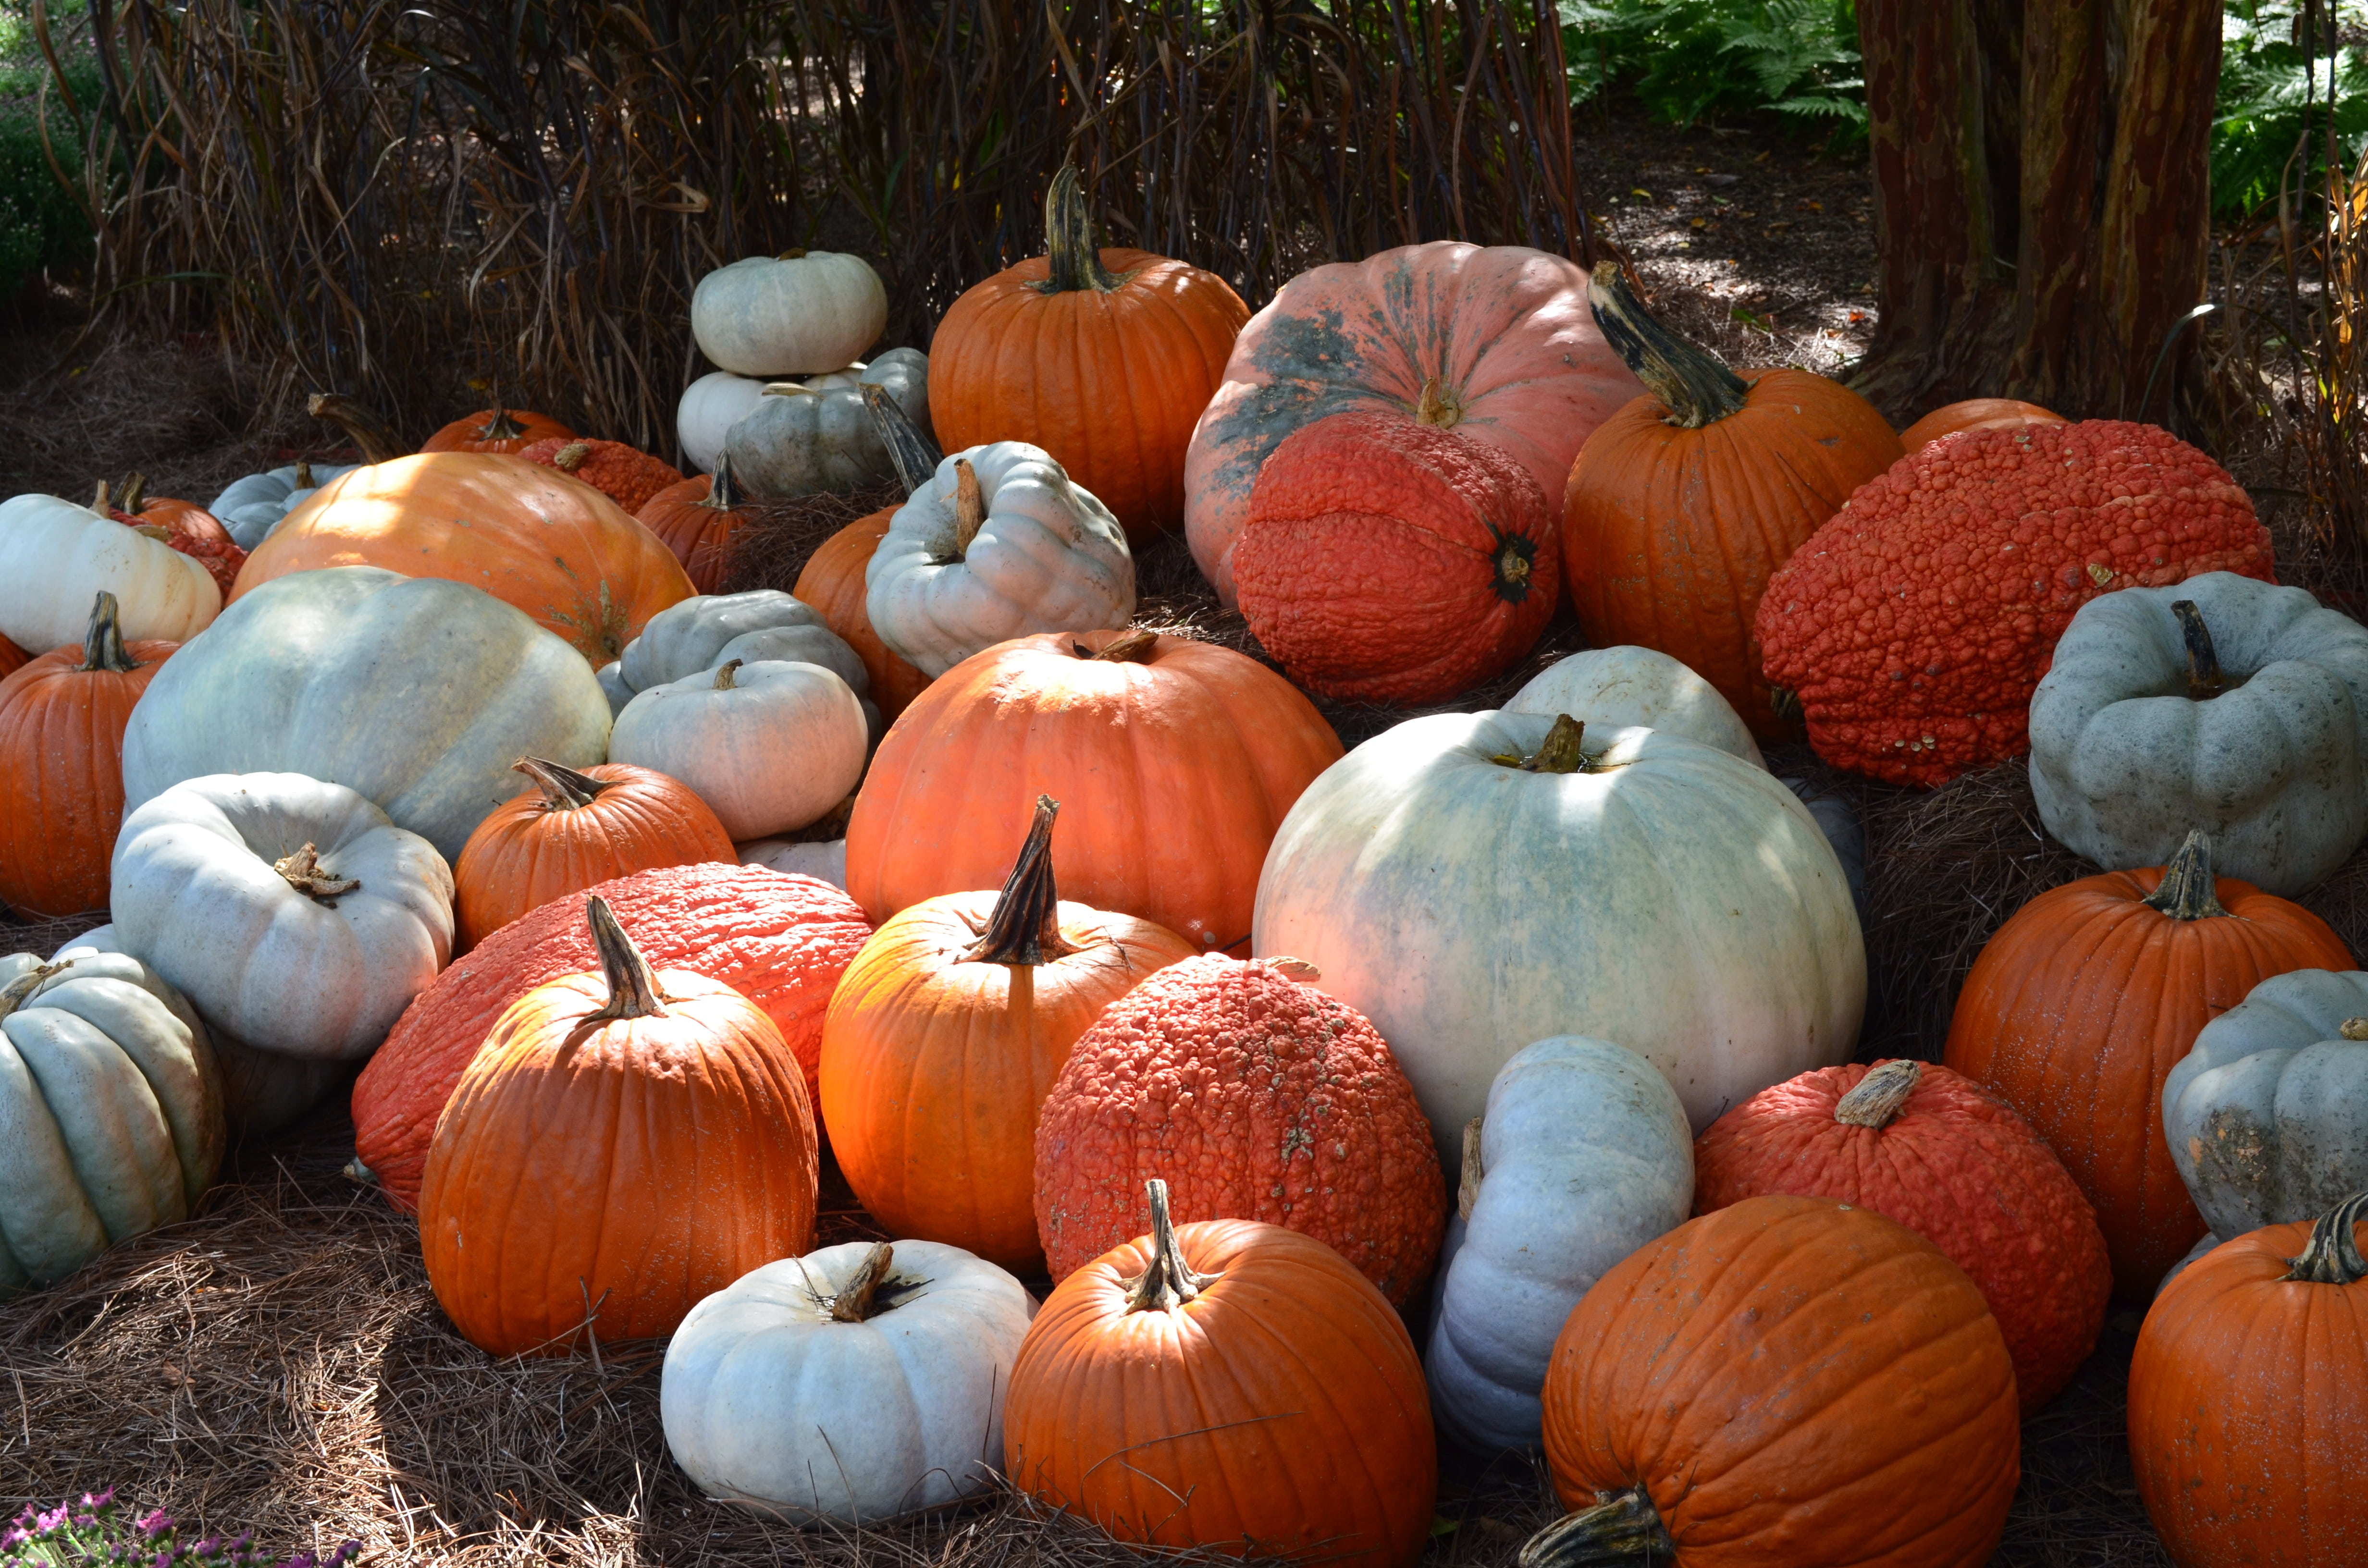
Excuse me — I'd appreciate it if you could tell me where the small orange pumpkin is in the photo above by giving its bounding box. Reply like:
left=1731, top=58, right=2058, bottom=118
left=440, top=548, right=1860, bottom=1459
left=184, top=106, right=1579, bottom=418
left=1898, top=397, right=2066, bottom=453
left=422, top=405, right=576, bottom=455
left=637, top=454, right=757, bottom=594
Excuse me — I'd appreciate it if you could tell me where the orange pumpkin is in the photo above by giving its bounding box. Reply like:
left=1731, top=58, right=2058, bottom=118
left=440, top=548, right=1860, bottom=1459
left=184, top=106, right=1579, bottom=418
left=419, top=895, right=819, bottom=1355
left=1944, top=830, right=2353, bottom=1298
left=928, top=165, right=1250, bottom=543
left=519, top=437, right=684, bottom=515
left=637, top=455, right=757, bottom=594
left=820, top=795, right=1196, bottom=1268
left=0, top=592, right=177, bottom=919
left=792, top=510, right=931, bottom=720
left=451, top=757, right=736, bottom=950
left=0, top=631, right=25, bottom=681
left=232, top=452, right=695, bottom=663
left=1532, top=1195, right=2019, bottom=1568
left=844, top=628, right=1343, bottom=952
left=1561, top=263, right=1903, bottom=737
left=1003, top=1178, right=1436, bottom=1568
left=422, top=405, right=575, bottom=455
left=1898, top=397, right=2066, bottom=453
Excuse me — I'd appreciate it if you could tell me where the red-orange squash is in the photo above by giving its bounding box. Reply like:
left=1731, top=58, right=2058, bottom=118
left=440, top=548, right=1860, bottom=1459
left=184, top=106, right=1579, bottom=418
left=232, top=452, right=695, bottom=663
left=0, top=631, right=25, bottom=680
left=421, top=406, right=575, bottom=455
left=792, top=510, right=931, bottom=720
left=419, top=896, right=818, bottom=1354
left=519, top=437, right=684, bottom=516
left=1003, top=1179, right=1436, bottom=1568
left=845, top=629, right=1342, bottom=952
left=1898, top=397, right=2066, bottom=453
left=1944, top=831, right=2353, bottom=1298
left=1561, top=264, right=1902, bottom=736
left=351, top=862, right=872, bottom=1212
left=637, top=456, right=757, bottom=595
left=450, top=758, right=735, bottom=951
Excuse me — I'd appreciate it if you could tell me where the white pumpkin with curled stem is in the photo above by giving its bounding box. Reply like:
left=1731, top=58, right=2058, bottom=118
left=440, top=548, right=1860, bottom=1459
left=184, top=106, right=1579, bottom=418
left=609, top=659, right=868, bottom=840
left=864, top=444, right=1135, bottom=678
left=693, top=250, right=888, bottom=378
left=1505, top=645, right=1764, bottom=767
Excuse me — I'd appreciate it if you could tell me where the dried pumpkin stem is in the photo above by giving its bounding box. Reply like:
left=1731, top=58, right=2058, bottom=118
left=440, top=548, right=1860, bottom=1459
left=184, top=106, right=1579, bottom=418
left=1081, top=628, right=1160, bottom=664
left=1414, top=375, right=1466, bottom=429
left=962, top=795, right=1082, bottom=965
left=1033, top=164, right=1125, bottom=295
left=1492, top=714, right=1590, bottom=774
left=776, top=247, right=807, bottom=261
left=0, top=962, right=65, bottom=1022
left=1587, top=261, right=1749, bottom=429
left=307, top=392, right=407, bottom=464
left=828, top=1242, right=897, bottom=1322
left=80, top=591, right=139, bottom=674
left=1123, top=1178, right=1218, bottom=1313
left=2172, top=600, right=2225, bottom=700
left=714, top=658, right=744, bottom=691
left=294, top=459, right=317, bottom=489
left=581, top=894, right=672, bottom=1022
left=2284, top=1190, right=2368, bottom=1285
left=2342, top=1018, right=2368, bottom=1041
left=1492, top=531, right=1538, bottom=602
left=553, top=441, right=593, bottom=473
left=274, top=843, right=361, bottom=902
left=474, top=406, right=526, bottom=442
left=1518, top=1486, right=1675, bottom=1568
left=1457, top=1118, right=1485, bottom=1223
left=118, top=472, right=148, bottom=513
left=1834, top=1059, right=1922, bottom=1128
left=863, top=382, right=944, bottom=497
left=2141, top=830, right=2228, bottom=921
left=515, top=756, right=614, bottom=812
left=89, top=478, right=111, bottom=513
left=950, top=459, right=987, bottom=556
left=702, top=452, right=745, bottom=512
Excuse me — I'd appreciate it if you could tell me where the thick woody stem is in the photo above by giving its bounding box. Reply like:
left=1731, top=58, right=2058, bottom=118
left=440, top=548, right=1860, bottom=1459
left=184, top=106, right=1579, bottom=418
left=1123, top=1179, right=1217, bottom=1313
left=960, top=796, right=1081, bottom=965
left=515, top=756, right=615, bottom=811
left=2142, top=830, right=2228, bottom=921
left=1834, top=1060, right=1922, bottom=1129
left=828, top=1243, right=897, bottom=1322
left=1587, top=261, right=1749, bottom=429
left=581, top=895, right=672, bottom=1022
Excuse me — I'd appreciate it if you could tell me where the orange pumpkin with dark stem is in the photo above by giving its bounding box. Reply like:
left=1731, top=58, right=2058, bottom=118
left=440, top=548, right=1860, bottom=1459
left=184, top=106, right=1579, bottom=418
left=1561, top=264, right=1902, bottom=737
left=1944, top=830, right=2353, bottom=1299
left=419, top=895, right=819, bottom=1355
left=790, top=385, right=937, bottom=719
left=422, top=405, right=575, bottom=455
left=451, top=757, right=735, bottom=950
left=1898, top=397, right=2066, bottom=453
left=928, top=165, right=1249, bottom=544
left=2127, top=1191, right=2368, bottom=1567
left=519, top=436, right=684, bottom=515
left=844, top=629, right=1342, bottom=953
left=637, top=454, right=757, bottom=594
left=1530, top=1194, right=2019, bottom=1568
left=0, top=592, right=177, bottom=919
left=820, top=796, right=1196, bottom=1269
left=1003, top=1178, right=1436, bottom=1568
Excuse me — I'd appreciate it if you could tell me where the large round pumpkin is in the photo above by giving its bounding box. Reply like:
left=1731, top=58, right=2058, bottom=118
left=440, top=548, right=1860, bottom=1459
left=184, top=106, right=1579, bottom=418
left=1003, top=1179, right=1435, bottom=1568
left=1943, top=829, right=2353, bottom=1298
left=351, top=862, right=872, bottom=1212
left=1183, top=242, right=1643, bottom=605
left=1561, top=265, right=1902, bottom=736
left=928, top=166, right=1250, bottom=544
left=232, top=453, right=695, bottom=664
left=845, top=629, right=1342, bottom=953
left=820, top=796, right=1196, bottom=1269
left=419, top=896, right=819, bottom=1354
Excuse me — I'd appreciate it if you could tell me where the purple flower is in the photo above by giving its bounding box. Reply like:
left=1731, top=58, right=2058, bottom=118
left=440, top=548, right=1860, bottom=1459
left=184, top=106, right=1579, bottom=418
left=137, top=1507, right=175, bottom=1538
left=36, top=1503, right=71, bottom=1533
left=1, top=1526, right=28, bottom=1550
left=83, top=1487, right=119, bottom=1511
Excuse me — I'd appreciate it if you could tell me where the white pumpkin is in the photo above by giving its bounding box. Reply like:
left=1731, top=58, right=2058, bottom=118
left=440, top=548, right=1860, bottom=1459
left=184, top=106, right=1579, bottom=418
left=677, top=370, right=769, bottom=474
left=0, top=491, right=220, bottom=649
left=724, top=350, right=932, bottom=500
left=692, top=251, right=889, bottom=378
left=662, top=1238, right=1035, bottom=1522
left=1253, top=712, right=1865, bottom=1163
left=1505, top=646, right=1764, bottom=767
left=2030, top=572, right=2368, bottom=895
left=111, top=773, right=456, bottom=1061
left=121, top=566, right=612, bottom=862
left=1426, top=1036, right=1694, bottom=1453
left=609, top=659, right=868, bottom=840
left=865, top=443, right=1135, bottom=678
left=207, top=461, right=362, bottom=550
left=614, top=590, right=880, bottom=740
left=0, top=946, right=225, bottom=1296
left=737, top=837, right=847, bottom=890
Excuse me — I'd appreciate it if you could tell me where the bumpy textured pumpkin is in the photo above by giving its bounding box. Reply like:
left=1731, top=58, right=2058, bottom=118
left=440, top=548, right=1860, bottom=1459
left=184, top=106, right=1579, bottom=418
left=517, top=438, right=684, bottom=515
left=677, top=372, right=767, bottom=473
left=111, top=772, right=456, bottom=1060
left=637, top=457, right=757, bottom=594
left=1529, top=1195, right=2018, bottom=1568
left=822, top=797, right=1196, bottom=1268
left=663, top=1239, right=1036, bottom=1521
left=1562, top=265, right=1902, bottom=735
left=1427, top=1036, right=1694, bottom=1453
left=865, top=443, right=1134, bottom=678
left=421, top=406, right=574, bottom=455
left=351, top=862, right=871, bottom=1211
left=1755, top=421, right=2276, bottom=786
left=794, top=513, right=931, bottom=720
left=1236, top=406, right=1559, bottom=703
left=0, top=491, right=218, bottom=650
left=928, top=166, right=1249, bottom=543
left=419, top=897, right=819, bottom=1354
left=1505, top=645, right=1763, bottom=765
left=0, top=947, right=226, bottom=1296
left=0, top=593, right=177, bottom=919
left=2031, top=573, right=2368, bottom=895
left=1183, top=242, right=1642, bottom=605
left=1898, top=397, right=2064, bottom=452
left=233, top=453, right=695, bottom=664
left=1695, top=1057, right=2110, bottom=1413
left=207, top=460, right=361, bottom=549
left=451, top=759, right=735, bottom=949
left=724, top=350, right=931, bottom=500
left=1945, top=831, right=2352, bottom=1297
left=1035, top=954, right=1444, bottom=1303
left=692, top=251, right=887, bottom=377
left=609, top=659, right=868, bottom=841
left=1004, top=1180, right=1436, bottom=1568
left=846, top=629, right=1342, bottom=952
left=2128, top=1191, right=2368, bottom=1568
left=121, top=566, right=611, bottom=863
left=1254, top=712, right=1864, bottom=1160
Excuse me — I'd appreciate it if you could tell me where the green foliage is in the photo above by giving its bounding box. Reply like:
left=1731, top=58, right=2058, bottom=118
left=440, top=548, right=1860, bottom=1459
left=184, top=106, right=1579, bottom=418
left=2216, top=1, right=2368, bottom=219
left=1558, top=0, right=1865, bottom=147
left=0, top=0, right=96, bottom=300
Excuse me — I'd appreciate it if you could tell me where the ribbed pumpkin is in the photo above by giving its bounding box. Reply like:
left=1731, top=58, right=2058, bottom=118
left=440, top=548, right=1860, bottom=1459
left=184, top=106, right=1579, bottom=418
left=0, top=593, right=177, bottom=919
left=636, top=455, right=757, bottom=594
left=1898, top=397, right=2065, bottom=453
left=1004, top=1179, right=1436, bottom=1568
left=1944, top=830, right=2353, bottom=1298
left=422, top=406, right=575, bottom=455
left=1693, top=1058, right=2110, bottom=1413
left=519, top=437, right=685, bottom=516
left=1529, top=1195, right=2019, bottom=1568
left=820, top=796, right=1197, bottom=1269
left=845, top=629, right=1342, bottom=953
left=351, top=862, right=871, bottom=1212
left=789, top=382, right=939, bottom=719
left=2127, top=1191, right=2368, bottom=1568
left=928, top=166, right=1249, bottom=544
left=1034, top=953, right=1444, bottom=1304
left=1236, top=405, right=1559, bottom=704
left=1561, top=264, right=1902, bottom=737
left=450, top=758, right=735, bottom=950
left=419, top=896, right=819, bottom=1355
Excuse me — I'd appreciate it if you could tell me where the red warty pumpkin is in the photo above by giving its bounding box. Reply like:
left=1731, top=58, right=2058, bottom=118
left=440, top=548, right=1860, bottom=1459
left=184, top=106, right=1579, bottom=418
left=519, top=437, right=685, bottom=516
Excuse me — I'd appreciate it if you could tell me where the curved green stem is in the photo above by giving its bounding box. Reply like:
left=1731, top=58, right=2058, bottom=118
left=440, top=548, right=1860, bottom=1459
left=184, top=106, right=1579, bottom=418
left=1031, top=164, right=1125, bottom=294
left=1518, top=1487, right=1674, bottom=1568
left=2285, top=1190, right=2368, bottom=1285
left=1586, top=261, right=1748, bottom=429
left=80, top=591, right=138, bottom=674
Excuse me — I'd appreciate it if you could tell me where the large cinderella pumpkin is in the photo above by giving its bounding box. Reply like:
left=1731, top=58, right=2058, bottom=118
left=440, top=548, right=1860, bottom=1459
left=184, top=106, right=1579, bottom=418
left=1182, top=242, right=1643, bottom=605
left=1253, top=712, right=1864, bottom=1163
left=232, top=453, right=695, bottom=664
